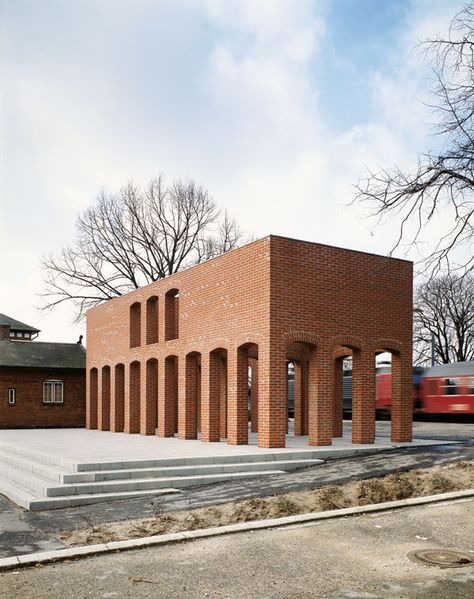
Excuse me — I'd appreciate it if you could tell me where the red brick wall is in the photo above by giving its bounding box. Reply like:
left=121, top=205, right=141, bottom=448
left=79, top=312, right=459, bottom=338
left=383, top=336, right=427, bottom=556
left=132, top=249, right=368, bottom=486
left=0, top=367, right=86, bottom=428
left=87, top=237, right=272, bottom=367
left=86, top=235, right=413, bottom=447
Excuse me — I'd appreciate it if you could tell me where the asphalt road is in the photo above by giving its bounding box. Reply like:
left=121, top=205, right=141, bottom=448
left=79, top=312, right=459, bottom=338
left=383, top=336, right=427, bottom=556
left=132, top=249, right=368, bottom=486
left=1, top=420, right=473, bottom=559
left=1, top=497, right=473, bottom=598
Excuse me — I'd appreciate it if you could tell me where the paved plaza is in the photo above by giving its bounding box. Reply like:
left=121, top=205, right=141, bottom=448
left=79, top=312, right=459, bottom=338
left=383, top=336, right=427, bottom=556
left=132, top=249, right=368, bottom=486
left=0, top=422, right=449, bottom=467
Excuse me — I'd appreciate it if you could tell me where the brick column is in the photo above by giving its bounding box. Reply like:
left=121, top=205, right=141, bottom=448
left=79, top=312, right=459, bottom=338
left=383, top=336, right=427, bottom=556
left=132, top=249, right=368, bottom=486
left=178, top=354, right=198, bottom=440
left=332, top=357, right=343, bottom=437
left=158, top=357, right=177, bottom=437
left=227, top=346, right=249, bottom=445
left=352, top=349, right=375, bottom=444
left=125, top=361, right=141, bottom=434
left=258, top=341, right=287, bottom=448
left=111, top=364, right=125, bottom=432
left=86, top=368, right=98, bottom=429
left=201, top=352, right=221, bottom=442
left=391, top=350, right=413, bottom=442
left=98, top=366, right=110, bottom=431
left=308, top=348, right=333, bottom=446
left=142, top=359, right=158, bottom=435
left=249, top=357, right=258, bottom=433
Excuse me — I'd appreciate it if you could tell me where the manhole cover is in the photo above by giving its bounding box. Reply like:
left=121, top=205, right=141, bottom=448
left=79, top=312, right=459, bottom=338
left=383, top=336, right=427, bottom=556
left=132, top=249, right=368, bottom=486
left=408, top=549, right=474, bottom=568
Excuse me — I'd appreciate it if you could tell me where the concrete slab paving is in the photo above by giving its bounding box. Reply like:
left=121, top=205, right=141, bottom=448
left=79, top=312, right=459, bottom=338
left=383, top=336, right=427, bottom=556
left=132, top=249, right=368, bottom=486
left=0, top=421, right=452, bottom=467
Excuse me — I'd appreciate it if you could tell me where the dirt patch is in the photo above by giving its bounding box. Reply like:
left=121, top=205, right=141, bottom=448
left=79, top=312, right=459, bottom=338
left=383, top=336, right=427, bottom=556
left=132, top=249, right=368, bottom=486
left=57, top=460, right=474, bottom=547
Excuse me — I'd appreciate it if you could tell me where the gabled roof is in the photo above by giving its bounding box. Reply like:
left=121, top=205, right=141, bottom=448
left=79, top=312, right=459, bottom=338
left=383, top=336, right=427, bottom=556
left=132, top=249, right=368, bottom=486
left=0, top=340, right=85, bottom=369
left=0, top=313, right=40, bottom=333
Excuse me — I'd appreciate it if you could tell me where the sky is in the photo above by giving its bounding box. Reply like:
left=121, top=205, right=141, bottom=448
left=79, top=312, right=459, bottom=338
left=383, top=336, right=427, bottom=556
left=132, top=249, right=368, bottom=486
left=0, top=0, right=465, bottom=342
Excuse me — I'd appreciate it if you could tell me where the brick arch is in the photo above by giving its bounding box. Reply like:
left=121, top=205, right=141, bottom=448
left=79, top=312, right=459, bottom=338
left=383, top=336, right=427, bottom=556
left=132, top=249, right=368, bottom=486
left=207, top=341, right=231, bottom=354
left=235, top=335, right=261, bottom=349
left=333, top=347, right=352, bottom=359
left=282, top=331, right=320, bottom=347
left=330, top=334, right=365, bottom=352
left=373, top=339, right=403, bottom=355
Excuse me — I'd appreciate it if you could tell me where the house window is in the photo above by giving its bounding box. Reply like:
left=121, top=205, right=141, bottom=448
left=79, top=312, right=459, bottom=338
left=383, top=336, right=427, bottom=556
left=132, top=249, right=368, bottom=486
left=43, top=381, right=64, bottom=404
left=8, top=388, right=16, bottom=405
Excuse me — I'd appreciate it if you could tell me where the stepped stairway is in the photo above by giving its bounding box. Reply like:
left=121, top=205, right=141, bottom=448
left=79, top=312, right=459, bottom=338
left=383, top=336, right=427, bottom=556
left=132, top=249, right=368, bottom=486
left=0, top=441, right=325, bottom=510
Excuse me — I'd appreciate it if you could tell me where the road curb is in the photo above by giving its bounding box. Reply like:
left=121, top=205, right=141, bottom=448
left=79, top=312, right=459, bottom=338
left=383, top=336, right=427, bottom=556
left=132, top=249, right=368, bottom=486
left=1, top=488, right=473, bottom=571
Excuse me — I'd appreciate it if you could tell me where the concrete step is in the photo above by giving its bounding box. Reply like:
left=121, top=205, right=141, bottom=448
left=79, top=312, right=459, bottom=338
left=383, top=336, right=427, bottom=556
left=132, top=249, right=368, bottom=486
left=46, top=470, right=286, bottom=497
left=62, top=458, right=324, bottom=483
left=0, top=476, right=40, bottom=510
left=0, top=441, right=75, bottom=471
left=0, top=474, right=180, bottom=511
left=0, top=463, right=58, bottom=497
left=0, top=451, right=68, bottom=483
left=73, top=449, right=329, bottom=472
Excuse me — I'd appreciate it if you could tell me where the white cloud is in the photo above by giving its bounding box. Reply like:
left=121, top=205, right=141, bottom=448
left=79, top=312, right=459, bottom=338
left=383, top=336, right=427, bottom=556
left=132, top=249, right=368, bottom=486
left=1, top=0, right=467, bottom=341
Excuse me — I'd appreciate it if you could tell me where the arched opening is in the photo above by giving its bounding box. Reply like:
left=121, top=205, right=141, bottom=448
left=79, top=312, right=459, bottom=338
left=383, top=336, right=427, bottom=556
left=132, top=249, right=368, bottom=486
left=143, top=358, right=158, bottom=435
left=88, top=367, right=98, bottom=429
left=126, top=360, right=141, bottom=433
left=249, top=357, right=258, bottom=434
left=329, top=337, right=375, bottom=445
left=165, top=289, right=179, bottom=340
left=99, top=366, right=111, bottom=431
left=201, top=348, right=227, bottom=442
left=146, top=296, right=159, bottom=345
left=179, top=352, right=201, bottom=440
left=112, top=363, right=125, bottom=432
left=374, top=343, right=413, bottom=443
left=130, top=302, right=141, bottom=348
left=285, top=341, right=314, bottom=438
left=160, top=355, right=178, bottom=436
left=227, top=343, right=257, bottom=445
left=332, top=348, right=354, bottom=439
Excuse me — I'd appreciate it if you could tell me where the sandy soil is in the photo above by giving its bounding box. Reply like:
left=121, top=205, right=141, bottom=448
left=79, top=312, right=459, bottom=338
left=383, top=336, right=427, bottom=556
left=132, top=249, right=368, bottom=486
left=57, top=460, right=474, bottom=547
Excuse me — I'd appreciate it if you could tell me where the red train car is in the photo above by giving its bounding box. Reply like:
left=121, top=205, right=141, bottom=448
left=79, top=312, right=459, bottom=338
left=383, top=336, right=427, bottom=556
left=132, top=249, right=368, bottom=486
left=375, top=365, right=425, bottom=413
left=343, top=362, right=474, bottom=415
left=421, top=361, right=474, bottom=415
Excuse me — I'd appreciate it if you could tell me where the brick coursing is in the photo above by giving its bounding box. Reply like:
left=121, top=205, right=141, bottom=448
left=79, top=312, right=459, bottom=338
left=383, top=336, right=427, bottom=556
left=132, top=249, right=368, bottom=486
left=0, top=367, right=85, bottom=428
left=86, top=235, right=413, bottom=448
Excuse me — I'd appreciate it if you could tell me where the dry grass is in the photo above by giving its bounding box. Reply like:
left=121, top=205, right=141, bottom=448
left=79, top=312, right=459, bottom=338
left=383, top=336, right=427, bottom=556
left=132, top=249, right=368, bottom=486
left=57, top=460, right=474, bottom=547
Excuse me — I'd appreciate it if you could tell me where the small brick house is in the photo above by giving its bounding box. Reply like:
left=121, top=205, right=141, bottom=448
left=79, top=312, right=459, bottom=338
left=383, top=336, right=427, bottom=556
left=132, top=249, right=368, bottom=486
left=86, top=236, right=414, bottom=448
left=0, top=313, right=86, bottom=428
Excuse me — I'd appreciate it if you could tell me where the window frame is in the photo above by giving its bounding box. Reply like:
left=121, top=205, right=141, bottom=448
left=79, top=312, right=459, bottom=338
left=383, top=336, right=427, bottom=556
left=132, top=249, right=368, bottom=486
left=43, top=380, right=64, bottom=404
left=8, top=388, right=16, bottom=405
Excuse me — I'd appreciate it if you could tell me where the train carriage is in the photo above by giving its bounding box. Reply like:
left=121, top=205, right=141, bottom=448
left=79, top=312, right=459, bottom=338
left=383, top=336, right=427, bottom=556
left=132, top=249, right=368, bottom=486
left=421, top=361, right=474, bottom=415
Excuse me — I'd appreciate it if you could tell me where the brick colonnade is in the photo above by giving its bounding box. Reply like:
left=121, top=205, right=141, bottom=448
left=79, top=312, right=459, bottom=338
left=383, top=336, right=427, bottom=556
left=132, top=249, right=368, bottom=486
left=87, top=337, right=412, bottom=447
left=86, top=235, right=413, bottom=449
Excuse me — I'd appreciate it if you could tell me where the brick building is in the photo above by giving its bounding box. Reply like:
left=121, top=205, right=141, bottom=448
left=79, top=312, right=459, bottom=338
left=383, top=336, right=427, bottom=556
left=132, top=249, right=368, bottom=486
left=86, top=236, right=413, bottom=448
left=0, top=314, right=86, bottom=428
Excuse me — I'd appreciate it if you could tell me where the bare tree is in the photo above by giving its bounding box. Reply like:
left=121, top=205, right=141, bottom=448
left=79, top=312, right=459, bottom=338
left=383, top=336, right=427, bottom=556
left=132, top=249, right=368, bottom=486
left=41, top=176, right=246, bottom=320
left=356, top=4, right=474, bottom=275
left=414, top=274, right=474, bottom=365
